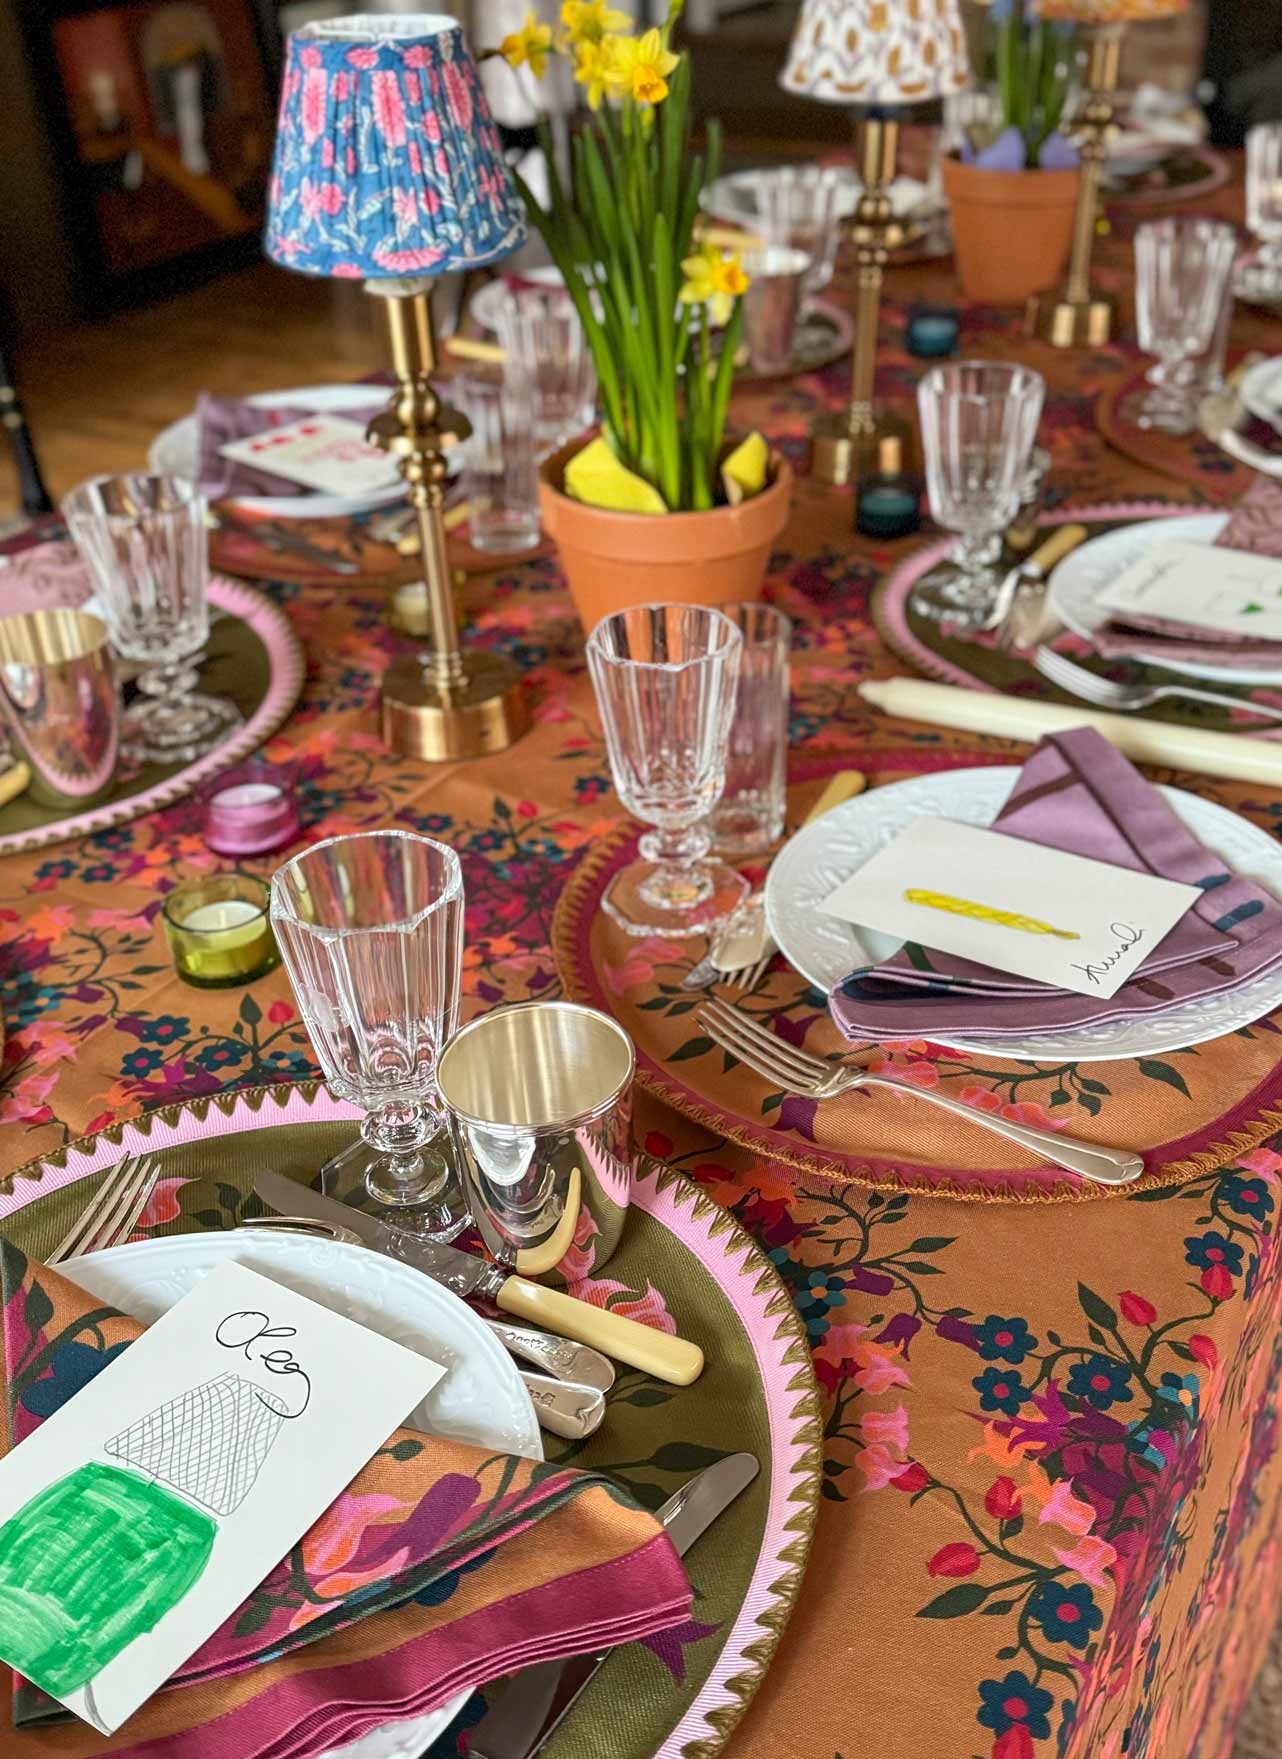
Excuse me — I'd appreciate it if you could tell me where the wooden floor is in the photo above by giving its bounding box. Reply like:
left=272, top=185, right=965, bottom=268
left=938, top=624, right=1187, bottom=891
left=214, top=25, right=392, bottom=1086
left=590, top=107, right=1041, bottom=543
left=1, top=263, right=389, bottom=515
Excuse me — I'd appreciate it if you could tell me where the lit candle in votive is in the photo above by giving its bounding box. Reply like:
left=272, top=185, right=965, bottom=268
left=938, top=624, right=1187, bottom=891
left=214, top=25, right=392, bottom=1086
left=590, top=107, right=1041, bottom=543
left=162, top=876, right=280, bottom=988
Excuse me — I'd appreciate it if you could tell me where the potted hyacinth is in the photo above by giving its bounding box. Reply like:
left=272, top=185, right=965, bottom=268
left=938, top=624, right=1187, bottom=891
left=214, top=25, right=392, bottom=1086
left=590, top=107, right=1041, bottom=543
left=492, top=0, right=791, bottom=630
left=940, top=0, right=1081, bottom=304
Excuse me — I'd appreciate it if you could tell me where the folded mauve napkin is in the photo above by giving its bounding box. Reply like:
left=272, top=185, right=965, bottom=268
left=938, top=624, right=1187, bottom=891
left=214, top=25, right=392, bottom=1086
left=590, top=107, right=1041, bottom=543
left=1091, top=478, right=1282, bottom=665
left=0, top=1243, right=691, bottom=1759
left=195, top=395, right=383, bottom=502
left=829, top=725, right=1282, bottom=1041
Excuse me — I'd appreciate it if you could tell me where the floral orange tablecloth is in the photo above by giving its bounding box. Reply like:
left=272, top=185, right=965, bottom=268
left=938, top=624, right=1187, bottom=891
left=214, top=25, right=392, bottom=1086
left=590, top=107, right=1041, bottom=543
left=3, top=172, right=1282, bottom=1759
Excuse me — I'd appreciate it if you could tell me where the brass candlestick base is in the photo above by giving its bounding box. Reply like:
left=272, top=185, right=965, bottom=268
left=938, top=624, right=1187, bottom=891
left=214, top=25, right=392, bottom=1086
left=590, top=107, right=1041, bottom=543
left=381, top=648, right=528, bottom=761
left=811, top=407, right=915, bottom=489
left=367, top=277, right=529, bottom=762
left=1025, top=24, right=1123, bottom=350
left=810, top=112, right=903, bottom=488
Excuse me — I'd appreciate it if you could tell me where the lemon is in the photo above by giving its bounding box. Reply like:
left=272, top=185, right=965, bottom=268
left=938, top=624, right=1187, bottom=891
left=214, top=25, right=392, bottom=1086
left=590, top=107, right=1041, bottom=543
left=564, top=438, right=668, bottom=515
left=721, top=431, right=769, bottom=506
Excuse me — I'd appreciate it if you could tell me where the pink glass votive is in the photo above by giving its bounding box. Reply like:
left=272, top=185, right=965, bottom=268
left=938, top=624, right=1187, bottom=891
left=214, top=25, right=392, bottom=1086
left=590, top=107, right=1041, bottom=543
left=203, top=763, right=300, bottom=857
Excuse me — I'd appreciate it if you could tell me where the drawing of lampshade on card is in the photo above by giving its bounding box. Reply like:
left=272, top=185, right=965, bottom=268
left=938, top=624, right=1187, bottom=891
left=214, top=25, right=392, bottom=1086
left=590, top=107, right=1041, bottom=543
left=0, top=1360, right=298, bottom=1726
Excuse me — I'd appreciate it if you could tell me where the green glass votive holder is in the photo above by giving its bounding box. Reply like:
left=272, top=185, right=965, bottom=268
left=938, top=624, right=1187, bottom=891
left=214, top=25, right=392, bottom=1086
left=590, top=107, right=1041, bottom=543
left=163, top=874, right=280, bottom=989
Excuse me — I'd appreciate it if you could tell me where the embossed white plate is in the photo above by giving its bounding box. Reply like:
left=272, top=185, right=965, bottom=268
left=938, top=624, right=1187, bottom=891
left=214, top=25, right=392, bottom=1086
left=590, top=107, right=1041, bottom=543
left=1047, top=511, right=1282, bottom=686
left=765, top=766, right=1282, bottom=1061
left=65, top=1229, right=541, bottom=1759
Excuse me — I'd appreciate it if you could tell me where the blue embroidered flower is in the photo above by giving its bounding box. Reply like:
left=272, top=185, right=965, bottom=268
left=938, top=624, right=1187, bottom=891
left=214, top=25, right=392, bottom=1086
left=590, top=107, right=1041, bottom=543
left=137, top=1015, right=190, bottom=1046
left=81, top=862, right=118, bottom=884
left=193, top=1040, right=249, bottom=1073
left=790, top=1268, right=848, bottom=1341
left=121, top=1047, right=164, bottom=1078
left=89, top=826, right=133, bottom=851
left=261, top=1049, right=317, bottom=1077
left=976, top=1671, right=1054, bottom=1740
left=1126, top=1424, right=1170, bottom=1471
left=34, top=858, right=75, bottom=882
left=1157, top=1372, right=1200, bottom=1424
left=1219, top=1175, right=1275, bottom=1219
left=470, top=829, right=506, bottom=853
left=1030, top=1581, right=1102, bottom=1649
left=974, top=1315, right=1038, bottom=1364
left=22, top=1340, right=129, bottom=1420
left=1067, top=1354, right=1134, bottom=1411
left=973, top=1367, right=1029, bottom=1417
left=1184, top=1232, right=1243, bottom=1274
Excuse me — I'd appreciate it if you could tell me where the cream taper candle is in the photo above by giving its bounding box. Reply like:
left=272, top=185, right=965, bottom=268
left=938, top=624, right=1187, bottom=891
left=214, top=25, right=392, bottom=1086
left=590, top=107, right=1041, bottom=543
left=858, top=678, right=1282, bottom=787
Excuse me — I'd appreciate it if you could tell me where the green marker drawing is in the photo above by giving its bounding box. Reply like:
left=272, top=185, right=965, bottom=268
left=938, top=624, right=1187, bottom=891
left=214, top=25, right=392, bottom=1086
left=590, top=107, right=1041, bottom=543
left=0, top=1462, right=214, bottom=1697
left=1242, top=602, right=1265, bottom=615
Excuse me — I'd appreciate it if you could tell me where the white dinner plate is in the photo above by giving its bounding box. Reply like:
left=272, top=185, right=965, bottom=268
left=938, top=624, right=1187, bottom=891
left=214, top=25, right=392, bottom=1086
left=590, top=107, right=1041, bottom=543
left=1046, top=511, right=1282, bottom=686
left=764, top=765, right=1282, bottom=1062
left=1237, top=355, right=1282, bottom=431
left=700, top=167, right=936, bottom=231
left=469, top=263, right=567, bottom=334
left=65, top=1228, right=541, bottom=1759
left=148, top=385, right=457, bottom=520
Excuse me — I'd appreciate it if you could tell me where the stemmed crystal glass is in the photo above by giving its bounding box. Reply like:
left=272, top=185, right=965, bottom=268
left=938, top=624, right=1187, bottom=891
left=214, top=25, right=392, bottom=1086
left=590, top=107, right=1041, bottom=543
left=586, top=603, right=746, bottom=939
left=1134, top=218, right=1238, bottom=434
left=270, top=830, right=468, bottom=1238
left=62, top=473, right=237, bottom=763
left=911, top=361, right=1046, bottom=628
left=757, top=166, right=844, bottom=301
left=1238, top=122, right=1282, bottom=302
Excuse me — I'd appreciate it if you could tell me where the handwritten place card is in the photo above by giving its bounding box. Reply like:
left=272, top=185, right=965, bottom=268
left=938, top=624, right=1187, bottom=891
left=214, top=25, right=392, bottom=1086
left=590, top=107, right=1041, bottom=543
left=219, top=414, right=401, bottom=497
left=1095, top=538, right=1282, bottom=641
left=821, top=819, right=1200, bottom=999
left=0, top=1260, right=444, bottom=1735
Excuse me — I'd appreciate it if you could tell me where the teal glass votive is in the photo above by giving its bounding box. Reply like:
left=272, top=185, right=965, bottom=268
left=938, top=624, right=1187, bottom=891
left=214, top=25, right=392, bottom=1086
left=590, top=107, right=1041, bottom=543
left=906, top=303, right=960, bottom=360
left=162, top=873, right=280, bottom=988
left=856, top=472, right=921, bottom=541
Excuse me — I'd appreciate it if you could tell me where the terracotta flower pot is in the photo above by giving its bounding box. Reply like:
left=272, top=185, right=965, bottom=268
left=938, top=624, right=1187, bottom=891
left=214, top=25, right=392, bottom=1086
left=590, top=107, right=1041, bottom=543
left=538, top=437, right=793, bottom=634
left=941, top=156, right=1081, bottom=306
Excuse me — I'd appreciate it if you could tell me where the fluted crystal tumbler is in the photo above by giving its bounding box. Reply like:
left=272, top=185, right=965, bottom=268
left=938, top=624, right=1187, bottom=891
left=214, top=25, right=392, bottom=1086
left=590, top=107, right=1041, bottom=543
left=270, top=831, right=467, bottom=1237
left=62, top=473, right=237, bottom=763
left=586, top=603, right=746, bottom=939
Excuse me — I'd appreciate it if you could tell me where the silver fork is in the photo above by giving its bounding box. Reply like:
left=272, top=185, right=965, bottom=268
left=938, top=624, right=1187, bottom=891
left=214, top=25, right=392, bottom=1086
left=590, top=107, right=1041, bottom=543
left=46, top=1155, right=163, bottom=1264
left=698, top=998, right=1143, bottom=1186
left=1032, top=646, right=1282, bottom=722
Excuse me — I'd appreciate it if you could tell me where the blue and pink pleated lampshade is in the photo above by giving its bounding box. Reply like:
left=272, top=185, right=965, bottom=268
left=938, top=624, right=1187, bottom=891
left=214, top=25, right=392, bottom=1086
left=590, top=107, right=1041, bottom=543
left=264, top=13, right=526, bottom=281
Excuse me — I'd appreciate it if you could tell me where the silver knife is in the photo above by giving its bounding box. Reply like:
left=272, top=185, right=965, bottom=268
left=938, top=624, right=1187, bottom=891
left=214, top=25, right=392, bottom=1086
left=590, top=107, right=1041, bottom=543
left=253, top=1172, right=705, bottom=1386
left=214, top=511, right=361, bottom=576
left=468, top=1453, right=759, bottom=1759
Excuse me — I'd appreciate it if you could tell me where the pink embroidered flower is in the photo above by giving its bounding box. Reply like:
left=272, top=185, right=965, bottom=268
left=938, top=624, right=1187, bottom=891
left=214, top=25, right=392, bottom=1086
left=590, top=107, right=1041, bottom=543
left=567, top=1275, right=677, bottom=1334
left=402, top=44, right=434, bottom=67
left=302, top=1491, right=404, bottom=1577
left=927, top=1542, right=981, bottom=1577
left=408, top=140, right=423, bottom=175
left=299, top=44, right=323, bottom=66
left=332, top=262, right=363, bottom=277
left=302, top=65, right=327, bottom=143
left=333, top=70, right=349, bottom=101
left=395, top=187, right=418, bottom=225
left=857, top=1442, right=907, bottom=1493
left=346, top=147, right=357, bottom=176
left=346, top=46, right=378, bottom=67
left=372, top=246, right=447, bottom=272
left=424, top=110, right=441, bottom=143
left=434, top=148, right=448, bottom=178
left=371, top=70, right=407, bottom=146
left=442, top=60, right=472, bottom=131
left=860, top=1403, right=909, bottom=1454
left=1019, top=1463, right=1095, bottom=1537
left=849, top=1340, right=911, bottom=1396
left=960, top=1084, right=1004, bottom=1114
left=135, top=1177, right=190, bottom=1231
left=321, top=137, right=335, bottom=169
left=557, top=1207, right=601, bottom=1283
left=404, top=71, right=421, bottom=104
left=1053, top=1535, right=1117, bottom=1589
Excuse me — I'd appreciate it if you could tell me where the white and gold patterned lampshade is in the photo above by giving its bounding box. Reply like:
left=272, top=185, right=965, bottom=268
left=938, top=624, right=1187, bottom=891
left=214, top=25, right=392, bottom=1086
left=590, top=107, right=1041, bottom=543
left=1037, top=0, right=1184, bottom=17
left=780, top=0, right=970, bottom=105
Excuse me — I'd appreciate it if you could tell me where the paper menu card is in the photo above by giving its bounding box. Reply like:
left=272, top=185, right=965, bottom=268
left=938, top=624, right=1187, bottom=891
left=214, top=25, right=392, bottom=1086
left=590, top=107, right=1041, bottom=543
left=821, top=819, right=1201, bottom=1000
left=0, top=1260, right=444, bottom=1735
left=1094, top=539, right=1282, bottom=641
left=218, top=415, right=400, bottom=497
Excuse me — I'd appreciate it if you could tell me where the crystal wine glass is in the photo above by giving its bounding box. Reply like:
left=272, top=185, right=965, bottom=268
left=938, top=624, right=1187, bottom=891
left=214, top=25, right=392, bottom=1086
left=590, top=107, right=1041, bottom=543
left=1134, top=217, right=1238, bottom=435
left=910, top=361, right=1046, bottom=628
left=270, top=830, right=468, bottom=1237
left=62, top=473, right=237, bottom=763
left=1238, top=122, right=1282, bottom=303
left=586, top=603, right=746, bottom=939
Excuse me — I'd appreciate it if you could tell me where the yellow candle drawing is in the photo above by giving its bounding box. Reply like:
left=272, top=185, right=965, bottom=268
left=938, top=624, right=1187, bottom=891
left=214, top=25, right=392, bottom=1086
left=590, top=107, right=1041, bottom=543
left=903, top=889, right=1080, bottom=941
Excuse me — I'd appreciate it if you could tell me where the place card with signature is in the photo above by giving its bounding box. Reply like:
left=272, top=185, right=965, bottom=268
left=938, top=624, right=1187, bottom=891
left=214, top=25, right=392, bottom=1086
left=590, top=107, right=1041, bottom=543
left=219, top=414, right=400, bottom=497
left=0, top=1260, right=443, bottom=1735
left=821, top=819, right=1200, bottom=999
left=1095, top=539, right=1282, bottom=641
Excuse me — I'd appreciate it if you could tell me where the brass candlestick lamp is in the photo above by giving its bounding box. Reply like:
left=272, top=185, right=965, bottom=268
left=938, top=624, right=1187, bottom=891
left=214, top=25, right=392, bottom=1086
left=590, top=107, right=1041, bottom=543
left=1027, top=0, right=1190, bottom=348
left=778, top=0, right=971, bottom=488
left=263, top=13, right=531, bottom=761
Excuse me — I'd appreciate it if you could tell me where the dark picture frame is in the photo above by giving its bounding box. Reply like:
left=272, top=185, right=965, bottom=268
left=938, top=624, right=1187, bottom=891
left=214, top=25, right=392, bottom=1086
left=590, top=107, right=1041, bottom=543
left=20, top=0, right=282, bottom=312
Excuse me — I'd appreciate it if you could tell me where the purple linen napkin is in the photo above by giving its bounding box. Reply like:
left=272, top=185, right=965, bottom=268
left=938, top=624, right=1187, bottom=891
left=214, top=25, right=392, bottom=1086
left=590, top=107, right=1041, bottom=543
left=195, top=395, right=383, bottom=501
left=1091, top=479, right=1282, bottom=665
left=829, top=726, right=1282, bottom=1042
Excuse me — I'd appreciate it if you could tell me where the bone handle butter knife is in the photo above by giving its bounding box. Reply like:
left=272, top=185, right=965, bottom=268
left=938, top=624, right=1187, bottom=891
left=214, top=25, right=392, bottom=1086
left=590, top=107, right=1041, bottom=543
left=214, top=511, right=361, bottom=576
left=254, top=1173, right=704, bottom=1386
left=468, top=1453, right=760, bottom=1759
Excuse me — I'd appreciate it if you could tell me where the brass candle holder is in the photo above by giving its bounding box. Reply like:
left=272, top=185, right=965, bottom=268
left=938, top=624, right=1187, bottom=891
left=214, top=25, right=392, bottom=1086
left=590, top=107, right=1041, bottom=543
left=367, top=278, right=529, bottom=763
left=1026, top=23, right=1124, bottom=348
left=810, top=114, right=913, bottom=487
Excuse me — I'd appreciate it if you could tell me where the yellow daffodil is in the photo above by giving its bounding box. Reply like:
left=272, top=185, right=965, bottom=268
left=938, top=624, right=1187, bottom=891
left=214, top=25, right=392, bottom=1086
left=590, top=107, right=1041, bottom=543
left=560, top=0, right=630, bottom=45
left=607, top=28, right=678, bottom=105
left=573, top=38, right=615, bottom=109
left=499, top=9, right=554, bottom=76
left=679, top=242, right=750, bottom=326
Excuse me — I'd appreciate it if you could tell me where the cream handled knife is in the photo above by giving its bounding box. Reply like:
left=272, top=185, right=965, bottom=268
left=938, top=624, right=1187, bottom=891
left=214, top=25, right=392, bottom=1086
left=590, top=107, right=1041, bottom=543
left=253, top=1172, right=704, bottom=1386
